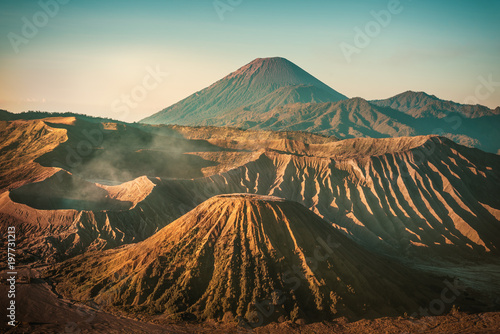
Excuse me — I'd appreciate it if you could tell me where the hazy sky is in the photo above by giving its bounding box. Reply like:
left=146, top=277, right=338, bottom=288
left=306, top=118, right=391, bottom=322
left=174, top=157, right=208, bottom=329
left=1, top=0, right=499, bottom=122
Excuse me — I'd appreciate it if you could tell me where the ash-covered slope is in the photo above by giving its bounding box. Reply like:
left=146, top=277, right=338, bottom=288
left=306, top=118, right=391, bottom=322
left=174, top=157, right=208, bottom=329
left=0, top=116, right=223, bottom=262
left=0, top=117, right=340, bottom=262
left=141, top=57, right=347, bottom=125
left=0, top=118, right=67, bottom=192
left=146, top=135, right=500, bottom=260
left=52, top=194, right=441, bottom=324
left=2, top=115, right=499, bottom=263
left=2, top=116, right=499, bottom=263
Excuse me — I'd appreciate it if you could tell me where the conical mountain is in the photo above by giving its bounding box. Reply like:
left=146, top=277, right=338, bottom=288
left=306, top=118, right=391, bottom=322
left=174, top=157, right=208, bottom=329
left=141, top=57, right=347, bottom=125
left=52, top=194, right=441, bottom=325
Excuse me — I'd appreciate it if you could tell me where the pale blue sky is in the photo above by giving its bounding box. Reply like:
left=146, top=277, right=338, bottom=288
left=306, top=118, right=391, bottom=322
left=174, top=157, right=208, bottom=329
left=1, top=0, right=499, bottom=121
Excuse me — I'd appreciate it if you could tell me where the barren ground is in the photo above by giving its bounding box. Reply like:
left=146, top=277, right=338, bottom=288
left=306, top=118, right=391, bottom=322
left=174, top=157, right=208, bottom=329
left=1, top=266, right=499, bottom=334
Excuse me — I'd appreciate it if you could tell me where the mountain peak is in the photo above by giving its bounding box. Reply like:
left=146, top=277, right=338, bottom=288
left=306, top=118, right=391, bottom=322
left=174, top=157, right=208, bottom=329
left=226, top=57, right=333, bottom=90
left=141, top=57, right=347, bottom=125
left=372, top=90, right=499, bottom=119
left=228, top=57, right=294, bottom=78
left=249, top=56, right=291, bottom=65
left=397, top=90, right=439, bottom=100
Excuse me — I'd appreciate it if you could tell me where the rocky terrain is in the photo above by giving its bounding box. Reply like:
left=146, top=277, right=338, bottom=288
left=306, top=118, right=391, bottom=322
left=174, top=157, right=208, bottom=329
left=1, top=116, right=499, bottom=265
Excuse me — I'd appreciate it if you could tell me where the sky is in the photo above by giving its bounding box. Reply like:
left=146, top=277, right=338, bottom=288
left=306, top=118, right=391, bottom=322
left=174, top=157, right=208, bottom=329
left=0, top=0, right=499, bottom=122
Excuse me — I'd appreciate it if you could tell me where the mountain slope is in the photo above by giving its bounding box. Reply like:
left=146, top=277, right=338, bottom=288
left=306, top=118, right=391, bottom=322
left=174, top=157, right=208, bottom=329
left=141, top=57, right=347, bottom=125
left=51, top=194, right=442, bottom=324
left=234, top=98, right=415, bottom=139
left=224, top=96, right=500, bottom=153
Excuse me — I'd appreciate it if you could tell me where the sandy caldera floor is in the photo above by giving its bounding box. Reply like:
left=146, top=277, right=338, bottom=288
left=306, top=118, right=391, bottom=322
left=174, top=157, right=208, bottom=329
left=1, top=266, right=500, bottom=334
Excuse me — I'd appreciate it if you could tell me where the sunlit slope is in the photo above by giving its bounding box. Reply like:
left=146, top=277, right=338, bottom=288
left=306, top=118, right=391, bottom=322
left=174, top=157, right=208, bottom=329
left=51, top=194, right=442, bottom=324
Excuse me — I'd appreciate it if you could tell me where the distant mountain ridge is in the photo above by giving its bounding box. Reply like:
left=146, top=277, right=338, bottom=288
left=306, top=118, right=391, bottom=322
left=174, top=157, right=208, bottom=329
left=0, top=109, right=122, bottom=123
left=139, top=58, right=499, bottom=153
left=211, top=95, right=500, bottom=153
left=371, top=91, right=500, bottom=119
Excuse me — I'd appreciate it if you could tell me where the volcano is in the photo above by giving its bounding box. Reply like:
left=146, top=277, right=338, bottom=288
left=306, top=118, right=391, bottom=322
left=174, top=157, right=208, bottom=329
left=52, top=194, right=441, bottom=325
left=141, top=57, right=347, bottom=125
